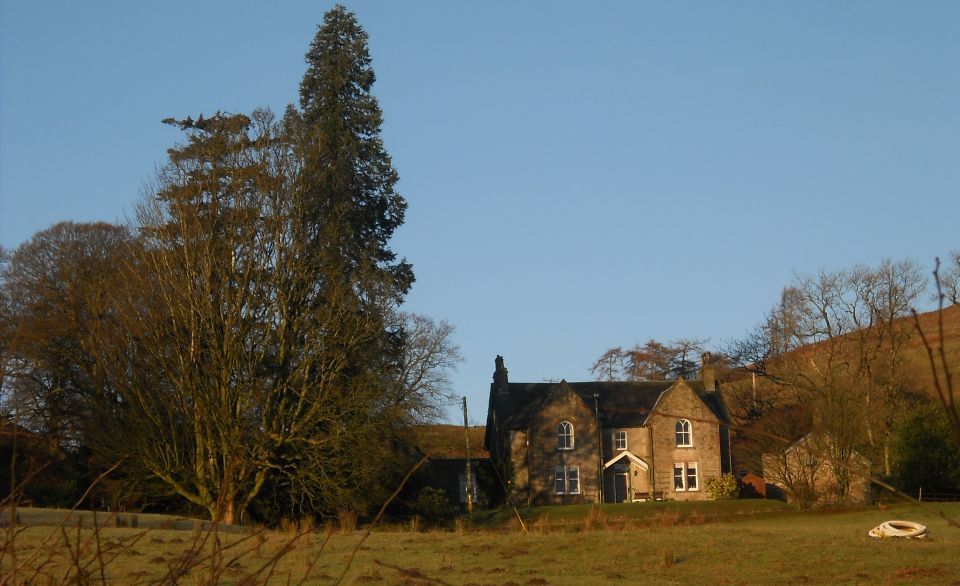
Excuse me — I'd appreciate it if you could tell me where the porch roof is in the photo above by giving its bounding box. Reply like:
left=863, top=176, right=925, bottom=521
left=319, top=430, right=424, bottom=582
left=603, top=450, right=649, bottom=470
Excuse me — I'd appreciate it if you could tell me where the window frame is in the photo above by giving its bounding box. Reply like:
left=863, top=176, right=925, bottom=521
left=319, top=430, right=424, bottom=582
left=554, top=465, right=581, bottom=495
left=673, top=462, right=699, bottom=491
left=686, top=462, right=698, bottom=491
left=614, top=430, right=627, bottom=451
left=555, top=465, right=566, bottom=494
left=675, top=419, right=693, bottom=447
left=557, top=421, right=574, bottom=450
left=567, top=466, right=580, bottom=494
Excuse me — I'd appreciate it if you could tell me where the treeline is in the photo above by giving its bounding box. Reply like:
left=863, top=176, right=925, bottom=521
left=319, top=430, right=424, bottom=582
left=0, top=6, right=460, bottom=524
left=724, top=259, right=951, bottom=504
left=591, top=256, right=960, bottom=504
left=590, top=338, right=709, bottom=382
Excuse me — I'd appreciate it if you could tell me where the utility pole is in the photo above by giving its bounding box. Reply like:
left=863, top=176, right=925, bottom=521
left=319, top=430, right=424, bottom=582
left=594, top=393, right=604, bottom=503
left=463, top=396, right=473, bottom=513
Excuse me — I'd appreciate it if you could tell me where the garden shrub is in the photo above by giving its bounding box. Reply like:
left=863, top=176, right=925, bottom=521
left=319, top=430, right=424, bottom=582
left=411, top=487, right=455, bottom=522
left=706, top=473, right=739, bottom=500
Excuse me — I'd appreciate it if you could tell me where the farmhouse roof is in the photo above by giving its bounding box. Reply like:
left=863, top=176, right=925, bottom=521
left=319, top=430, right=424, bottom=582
left=490, top=379, right=728, bottom=430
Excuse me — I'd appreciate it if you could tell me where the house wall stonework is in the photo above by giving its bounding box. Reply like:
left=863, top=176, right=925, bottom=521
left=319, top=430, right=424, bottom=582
left=508, top=430, right=528, bottom=500
left=601, top=426, right=654, bottom=502
left=486, top=357, right=731, bottom=506
left=511, top=384, right=600, bottom=505
left=647, top=381, right=724, bottom=501
left=603, top=427, right=651, bottom=460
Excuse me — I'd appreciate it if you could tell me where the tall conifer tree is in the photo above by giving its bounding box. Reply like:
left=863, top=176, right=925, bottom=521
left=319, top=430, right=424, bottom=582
left=296, top=4, right=412, bottom=293
left=262, top=5, right=415, bottom=516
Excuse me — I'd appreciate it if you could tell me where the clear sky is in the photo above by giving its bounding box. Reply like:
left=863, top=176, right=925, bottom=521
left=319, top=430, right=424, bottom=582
left=2, top=1, right=958, bottom=423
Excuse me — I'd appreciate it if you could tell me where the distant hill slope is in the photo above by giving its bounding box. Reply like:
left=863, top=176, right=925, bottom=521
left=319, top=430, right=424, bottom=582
left=721, top=304, right=960, bottom=420
left=889, top=304, right=960, bottom=396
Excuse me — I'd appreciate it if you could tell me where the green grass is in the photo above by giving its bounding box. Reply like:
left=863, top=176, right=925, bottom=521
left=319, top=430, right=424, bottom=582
left=470, top=498, right=793, bottom=529
left=3, top=502, right=959, bottom=584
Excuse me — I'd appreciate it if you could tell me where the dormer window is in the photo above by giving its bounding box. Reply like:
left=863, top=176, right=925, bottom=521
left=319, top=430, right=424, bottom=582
left=675, top=419, right=692, bottom=447
left=557, top=421, right=574, bottom=450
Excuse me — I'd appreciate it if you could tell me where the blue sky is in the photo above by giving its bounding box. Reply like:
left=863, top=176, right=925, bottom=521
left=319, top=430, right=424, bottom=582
left=2, top=1, right=958, bottom=422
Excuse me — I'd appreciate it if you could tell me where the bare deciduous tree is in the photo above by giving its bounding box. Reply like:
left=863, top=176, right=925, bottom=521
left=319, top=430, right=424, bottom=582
left=592, top=338, right=711, bottom=382
left=728, top=258, right=928, bottom=498
left=940, top=250, right=960, bottom=306
left=747, top=405, right=820, bottom=507
left=92, top=108, right=411, bottom=523
left=0, top=7, right=456, bottom=523
left=0, top=222, right=131, bottom=446
left=590, top=347, right=624, bottom=381
left=0, top=245, right=11, bottom=417
left=668, top=337, right=709, bottom=379
left=393, top=313, right=463, bottom=423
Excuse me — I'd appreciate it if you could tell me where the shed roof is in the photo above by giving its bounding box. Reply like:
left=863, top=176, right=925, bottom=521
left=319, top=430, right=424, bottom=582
left=409, top=424, right=490, bottom=460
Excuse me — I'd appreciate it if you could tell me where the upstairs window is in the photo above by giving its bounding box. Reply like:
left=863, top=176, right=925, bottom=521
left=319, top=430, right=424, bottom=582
left=614, top=430, right=627, bottom=451
left=675, top=419, right=692, bottom=447
left=557, top=421, right=574, bottom=450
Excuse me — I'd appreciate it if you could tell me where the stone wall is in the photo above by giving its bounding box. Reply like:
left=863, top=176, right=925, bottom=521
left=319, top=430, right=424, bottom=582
left=647, top=381, right=723, bottom=501
left=512, top=383, right=601, bottom=505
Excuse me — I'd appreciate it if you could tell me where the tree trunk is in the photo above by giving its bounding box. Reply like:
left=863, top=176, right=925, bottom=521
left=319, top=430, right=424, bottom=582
left=222, top=497, right=236, bottom=525
left=883, top=437, right=891, bottom=478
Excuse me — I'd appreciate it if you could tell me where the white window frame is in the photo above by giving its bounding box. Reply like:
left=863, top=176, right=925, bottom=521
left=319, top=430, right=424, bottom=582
left=675, top=419, right=693, bottom=447
left=557, top=421, right=574, bottom=450
left=614, top=430, right=627, bottom=451
left=673, top=462, right=699, bottom=491
left=567, top=466, right=580, bottom=494
left=554, top=465, right=581, bottom=495
left=686, top=462, right=698, bottom=491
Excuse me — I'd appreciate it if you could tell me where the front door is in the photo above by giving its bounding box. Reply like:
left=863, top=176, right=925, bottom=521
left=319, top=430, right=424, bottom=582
left=614, top=473, right=628, bottom=503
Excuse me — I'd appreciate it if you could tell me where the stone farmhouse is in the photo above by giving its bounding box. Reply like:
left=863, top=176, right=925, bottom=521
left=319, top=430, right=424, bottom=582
left=484, top=355, right=732, bottom=505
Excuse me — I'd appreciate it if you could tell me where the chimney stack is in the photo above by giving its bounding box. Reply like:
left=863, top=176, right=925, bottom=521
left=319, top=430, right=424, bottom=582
left=701, top=352, right=717, bottom=391
left=493, top=355, right=509, bottom=394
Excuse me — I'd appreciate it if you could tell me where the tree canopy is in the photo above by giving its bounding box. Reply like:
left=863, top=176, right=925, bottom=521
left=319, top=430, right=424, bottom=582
left=590, top=338, right=708, bottom=382
left=0, top=6, right=460, bottom=524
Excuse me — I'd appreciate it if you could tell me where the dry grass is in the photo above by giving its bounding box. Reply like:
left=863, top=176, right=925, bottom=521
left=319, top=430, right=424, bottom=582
left=4, top=502, right=959, bottom=584
left=1, top=507, right=319, bottom=584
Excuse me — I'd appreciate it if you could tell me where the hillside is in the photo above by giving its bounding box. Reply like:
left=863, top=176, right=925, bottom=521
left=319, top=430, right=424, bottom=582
left=904, top=304, right=960, bottom=395
left=725, top=304, right=960, bottom=407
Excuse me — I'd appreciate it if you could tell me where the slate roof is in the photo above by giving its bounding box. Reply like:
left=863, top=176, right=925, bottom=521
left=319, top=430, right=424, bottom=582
left=489, top=379, right=729, bottom=431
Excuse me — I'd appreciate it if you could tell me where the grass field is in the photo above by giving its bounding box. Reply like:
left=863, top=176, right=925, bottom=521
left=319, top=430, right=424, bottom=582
left=3, top=501, right=959, bottom=584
